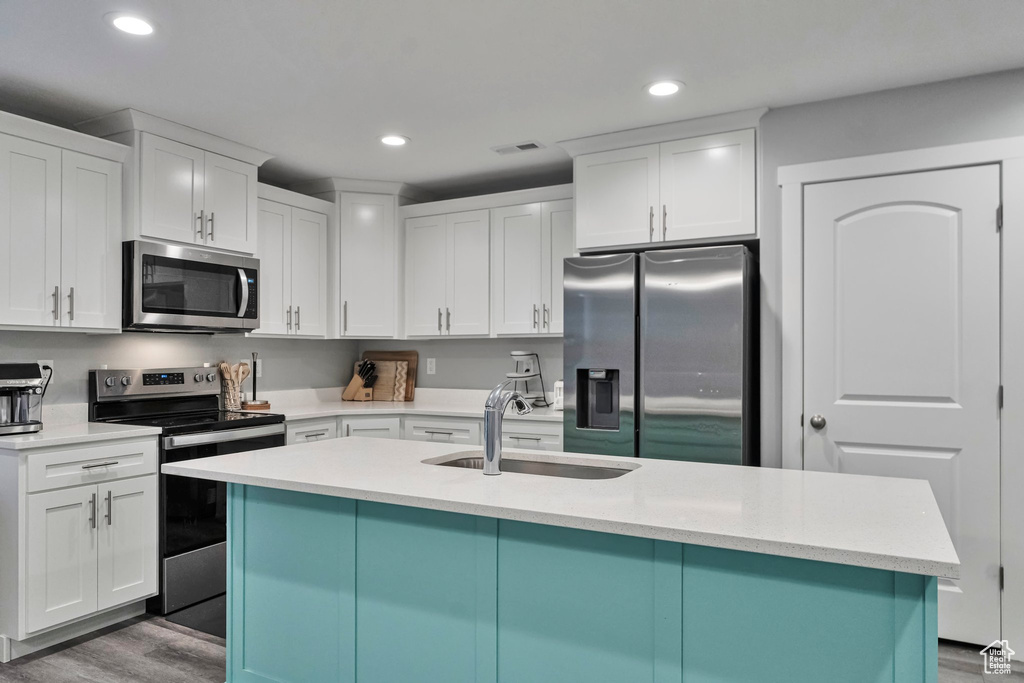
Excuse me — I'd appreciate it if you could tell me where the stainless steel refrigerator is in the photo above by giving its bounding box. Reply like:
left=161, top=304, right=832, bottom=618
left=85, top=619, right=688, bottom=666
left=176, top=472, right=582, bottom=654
left=563, top=245, right=757, bottom=465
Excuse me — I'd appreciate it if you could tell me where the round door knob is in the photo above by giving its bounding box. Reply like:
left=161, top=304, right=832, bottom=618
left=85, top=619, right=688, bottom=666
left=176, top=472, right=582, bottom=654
left=104, top=377, right=116, bottom=388
left=206, top=373, right=217, bottom=382
left=194, top=373, right=204, bottom=382
left=809, top=414, right=827, bottom=430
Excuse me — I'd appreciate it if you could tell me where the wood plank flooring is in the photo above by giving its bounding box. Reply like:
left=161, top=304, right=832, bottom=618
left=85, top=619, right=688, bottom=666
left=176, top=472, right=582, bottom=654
left=0, top=619, right=1020, bottom=682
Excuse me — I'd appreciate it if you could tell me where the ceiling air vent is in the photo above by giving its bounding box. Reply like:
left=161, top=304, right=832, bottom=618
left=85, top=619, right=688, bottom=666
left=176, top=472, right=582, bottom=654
left=492, top=140, right=546, bottom=155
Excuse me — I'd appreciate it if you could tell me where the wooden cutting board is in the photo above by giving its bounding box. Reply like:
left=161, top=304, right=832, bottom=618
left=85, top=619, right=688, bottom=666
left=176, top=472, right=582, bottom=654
left=352, top=360, right=408, bottom=402
left=361, top=351, right=418, bottom=400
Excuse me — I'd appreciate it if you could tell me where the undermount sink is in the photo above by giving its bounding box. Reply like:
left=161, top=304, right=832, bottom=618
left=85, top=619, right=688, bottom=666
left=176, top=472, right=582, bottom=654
left=429, top=452, right=635, bottom=480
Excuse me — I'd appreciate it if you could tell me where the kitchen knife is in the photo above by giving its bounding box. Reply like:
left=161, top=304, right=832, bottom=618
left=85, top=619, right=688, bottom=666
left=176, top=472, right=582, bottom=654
left=364, top=374, right=378, bottom=388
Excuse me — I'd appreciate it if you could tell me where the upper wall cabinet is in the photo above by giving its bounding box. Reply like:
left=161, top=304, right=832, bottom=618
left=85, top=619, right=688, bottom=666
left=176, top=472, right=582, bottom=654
left=405, top=210, right=490, bottom=337
left=491, top=200, right=573, bottom=335
left=574, top=129, right=756, bottom=251
left=77, top=109, right=272, bottom=256
left=338, top=192, right=398, bottom=338
left=0, top=111, right=126, bottom=332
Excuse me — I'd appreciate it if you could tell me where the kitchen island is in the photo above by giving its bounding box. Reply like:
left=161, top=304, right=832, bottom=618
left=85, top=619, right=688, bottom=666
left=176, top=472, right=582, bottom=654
left=164, top=437, right=957, bottom=683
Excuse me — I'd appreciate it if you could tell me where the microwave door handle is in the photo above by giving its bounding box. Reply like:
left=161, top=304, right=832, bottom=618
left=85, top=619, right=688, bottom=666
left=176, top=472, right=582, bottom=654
left=237, top=268, right=248, bottom=318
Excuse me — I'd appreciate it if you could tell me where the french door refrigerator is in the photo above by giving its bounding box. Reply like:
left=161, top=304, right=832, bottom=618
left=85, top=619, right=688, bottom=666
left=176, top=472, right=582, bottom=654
left=563, top=245, right=757, bottom=465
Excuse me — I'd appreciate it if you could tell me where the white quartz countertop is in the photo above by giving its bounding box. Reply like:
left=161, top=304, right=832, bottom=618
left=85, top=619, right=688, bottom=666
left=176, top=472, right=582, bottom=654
left=163, top=437, right=960, bottom=578
left=0, top=422, right=162, bottom=451
left=258, top=387, right=562, bottom=423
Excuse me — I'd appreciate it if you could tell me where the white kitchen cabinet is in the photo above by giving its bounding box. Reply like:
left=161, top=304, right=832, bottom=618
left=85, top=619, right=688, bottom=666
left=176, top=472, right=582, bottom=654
left=96, top=476, right=158, bottom=611
left=405, top=210, right=489, bottom=337
left=253, top=197, right=328, bottom=338
left=403, top=417, right=482, bottom=445
left=501, top=419, right=563, bottom=452
left=574, top=129, right=755, bottom=250
left=338, top=193, right=398, bottom=337
left=139, top=133, right=257, bottom=253
left=286, top=419, right=339, bottom=445
left=0, top=133, right=122, bottom=331
left=340, top=416, right=401, bottom=439
left=491, top=200, right=573, bottom=335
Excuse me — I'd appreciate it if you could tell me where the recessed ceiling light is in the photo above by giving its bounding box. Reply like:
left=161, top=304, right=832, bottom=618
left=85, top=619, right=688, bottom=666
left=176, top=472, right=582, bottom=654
left=646, top=80, right=683, bottom=97
left=107, top=13, right=154, bottom=35
left=380, top=135, right=409, bottom=146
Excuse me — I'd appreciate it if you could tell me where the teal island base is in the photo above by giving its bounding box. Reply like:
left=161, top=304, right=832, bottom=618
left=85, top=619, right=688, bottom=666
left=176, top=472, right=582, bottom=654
left=227, top=484, right=938, bottom=683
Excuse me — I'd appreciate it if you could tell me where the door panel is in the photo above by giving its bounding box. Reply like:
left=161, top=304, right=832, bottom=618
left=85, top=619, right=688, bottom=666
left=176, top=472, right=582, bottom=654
left=140, top=133, right=204, bottom=245
left=97, top=476, right=158, bottom=610
left=203, top=152, right=256, bottom=253
left=254, top=199, right=291, bottom=335
left=26, top=486, right=98, bottom=632
left=491, top=204, right=542, bottom=335
left=574, top=145, right=659, bottom=250
left=405, top=215, right=447, bottom=336
left=291, top=208, right=328, bottom=337
left=446, top=210, right=489, bottom=336
left=60, top=151, right=121, bottom=330
left=0, top=134, right=61, bottom=327
left=803, top=165, right=1000, bottom=645
left=339, top=193, right=396, bottom=337
left=542, top=199, right=573, bottom=335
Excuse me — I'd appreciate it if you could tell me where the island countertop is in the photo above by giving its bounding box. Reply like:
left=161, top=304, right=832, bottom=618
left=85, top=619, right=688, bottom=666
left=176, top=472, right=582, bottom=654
left=162, top=436, right=960, bottom=578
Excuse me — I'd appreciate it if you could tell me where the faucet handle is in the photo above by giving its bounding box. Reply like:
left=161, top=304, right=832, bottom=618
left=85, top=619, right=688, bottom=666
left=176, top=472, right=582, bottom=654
left=512, top=396, right=533, bottom=415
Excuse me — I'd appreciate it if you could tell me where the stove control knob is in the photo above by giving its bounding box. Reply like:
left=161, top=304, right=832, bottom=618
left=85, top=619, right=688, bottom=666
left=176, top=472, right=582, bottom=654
left=104, top=377, right=116, bottom=388
left=194, top=373, right=204, bottom=382
left=206, top=373, right=217, bottom=382
left=120, top=376, right=132, bottom=386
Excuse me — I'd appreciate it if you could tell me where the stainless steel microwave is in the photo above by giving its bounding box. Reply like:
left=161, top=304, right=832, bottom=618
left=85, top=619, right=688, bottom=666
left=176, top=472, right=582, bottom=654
left=123, top=241, right=259, bottom=332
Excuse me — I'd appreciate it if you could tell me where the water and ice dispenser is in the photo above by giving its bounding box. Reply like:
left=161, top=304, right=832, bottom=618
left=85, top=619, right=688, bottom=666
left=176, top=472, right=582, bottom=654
left=575, top=369, right=619, bottom=430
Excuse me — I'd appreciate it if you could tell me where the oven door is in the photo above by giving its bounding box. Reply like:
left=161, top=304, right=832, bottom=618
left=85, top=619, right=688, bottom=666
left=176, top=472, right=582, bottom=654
left=124, top=240, right=260, bottom=331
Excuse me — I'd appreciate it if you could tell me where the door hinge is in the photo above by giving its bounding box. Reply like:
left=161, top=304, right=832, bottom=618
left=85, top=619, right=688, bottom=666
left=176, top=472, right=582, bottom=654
left=997, top=205, right=1003, bottom=231
left=999, top=385, right=1004, bottom=410
left=1000, top=565, right=1005, bottom=590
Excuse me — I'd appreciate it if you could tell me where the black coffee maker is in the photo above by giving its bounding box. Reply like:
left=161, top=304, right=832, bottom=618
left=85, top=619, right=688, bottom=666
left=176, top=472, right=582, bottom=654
left=0, top=363, right=52, bottom=435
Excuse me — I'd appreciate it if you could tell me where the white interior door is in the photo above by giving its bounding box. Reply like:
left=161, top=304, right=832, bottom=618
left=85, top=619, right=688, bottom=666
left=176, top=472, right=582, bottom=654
left=446, top=210, right=490, bottom=336
left=574, top=144, right=659, bottom=250
left=405, top=214, right=447, bottom=336
left=491, top=204, right=542, bottom=335
left=339, top=193, right=396, bottom=337
left=26, top=486, right=98, bottom=633
left=803, top=165, right=1001, bottom=645
left=254, top=198, right=291, bottom=335
left=140, top=133, right=204, bottom=245
left=541, top=199, right=573, bottom=335
left=60, top=150, right=122, bottom=330
left=203, top=151, right=256, bottom=253
left=0, top=134, right=61, bottom=327
left=97, top=477, right=158, bottom=610
left=290, top=207, right=328, bottom=337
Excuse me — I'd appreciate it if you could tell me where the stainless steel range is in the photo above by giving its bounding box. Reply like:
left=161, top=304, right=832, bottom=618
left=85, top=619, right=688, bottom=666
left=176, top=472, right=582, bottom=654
left=89, top=366, right=285, bottom=637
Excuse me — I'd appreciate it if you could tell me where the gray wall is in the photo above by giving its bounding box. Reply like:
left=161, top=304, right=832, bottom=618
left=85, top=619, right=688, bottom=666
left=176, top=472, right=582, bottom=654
left=0, top=331, right=360, bottom=405
left=757, top=67, right=1024, bottom=467
left=357, top=338, right=563, bottom=393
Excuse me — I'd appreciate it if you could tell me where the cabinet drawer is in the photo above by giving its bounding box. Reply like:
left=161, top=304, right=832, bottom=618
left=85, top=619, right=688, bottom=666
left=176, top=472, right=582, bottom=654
left=403, top=418, right=481, bottom=445
left=286, top=419, right=339, bottom=445
left=341, top=417, right=400, bottom=440
left=27, top=439, right=158, bottom=493
left=502, top=421, right=563, bottom=451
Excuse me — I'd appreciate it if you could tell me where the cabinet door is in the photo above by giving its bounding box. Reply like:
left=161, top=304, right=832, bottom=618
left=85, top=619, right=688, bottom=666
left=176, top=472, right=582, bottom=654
left=97, top=476, right=158, bottom=611
left=491, top=204, right=542, bottom=335
left=502, top=419, right=563, bottom=451
left=60, top=151, right=122, bottom=330
left=446, top=210, right=490, bottom=336
left=26, top=486, right=98, bottom=632
left=341, top=416, right=401, bottom=439
left=253, top=199, right=291, bottom=336
left=339, top=193, right=396, bottom=337
left=660, top=129, right=755, bottom=242
left=541, top=199, right=573, bottom=335
left=203, top=151, right=257, bottom=254
left=405, top=215, right=448, bottom=336
left=574, top=145, right=659, bottom=250
left=140, top=133, right=204, bottom=245
left=403, top=417, right=481, bottom=445
left=291, top=208, right=328, bottom=337
left=0, top=134, right=62, bottom=327
left=286, top=419, right=339, bottom=445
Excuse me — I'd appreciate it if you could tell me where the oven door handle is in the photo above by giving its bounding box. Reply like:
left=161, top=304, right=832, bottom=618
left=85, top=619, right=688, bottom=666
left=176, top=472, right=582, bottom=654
left=237, top=268, right=249, bottom=318
left=163, top=423, right=284, bottom=450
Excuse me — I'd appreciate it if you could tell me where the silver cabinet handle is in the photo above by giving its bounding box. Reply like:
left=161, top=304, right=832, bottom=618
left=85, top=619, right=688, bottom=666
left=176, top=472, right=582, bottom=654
left=196, top=210, right=205, bottom=240
left=105, top=489, right=112, bottom=526
left=649, top=206, right=654, bottom=241
left=542, top=304, right=549, bottom=329
left=424, top=429, right=454, bottom=436
left=346, top=424, right=351, bottom=437
left=89, top=492, right=97, bottom=529
left=437, top=308, right=442, bottom=334
left=287, top=305, right=292, bottom=331
left=68, top=286, right=75, bottom=322
left=533, top=304, right=539, bottom=329
left=445, top=307, right=451, bottom=333
left=52, top=286, right=59, bottom=321
left=82, top=461, right=119, bottom=470
left=662, top=204, right=667, bottom=240
left=303, top=431, right=327, bottom=440
left=207, top=211, right=215, bottom=240
left=509, top=435, right=542, bottom=441
left=809, top=415, right=827, bottom=430
left=295, top=306, right=301, bottom=331
left=343, top=301, right=348, bottom=334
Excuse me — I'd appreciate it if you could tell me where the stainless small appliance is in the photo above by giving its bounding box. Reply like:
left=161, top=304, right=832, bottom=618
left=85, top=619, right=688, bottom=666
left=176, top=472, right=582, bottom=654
left=122, top=240, right=260, bottom=332
left=0, top=363, right=51, bottom=435
left=89, top=366, right=285, bottom=637
left=563, top=245, right=758, bottom=465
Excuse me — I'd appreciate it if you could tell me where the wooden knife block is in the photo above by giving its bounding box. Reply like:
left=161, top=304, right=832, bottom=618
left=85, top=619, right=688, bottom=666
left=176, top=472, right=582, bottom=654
left=342, top=375, right=373, bottom=401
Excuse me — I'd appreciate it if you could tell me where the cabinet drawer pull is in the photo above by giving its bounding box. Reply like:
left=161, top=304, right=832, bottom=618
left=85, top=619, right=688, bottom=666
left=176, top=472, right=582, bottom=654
left=446, top=307, right=451, bottom=333
left=89, top=492, right=97, bottom=529
left=533, top=304, right=539, bottom=329
left=343, top=301, right=348, bottom=334
left=542, top=304, right=549, bottom=329
left=287, top=305, right=292, bottom=331
left=509, top=435, right=542, bottom=441
left=424, top=430, right=454, bottom=436
left=649, top=206, right=654, bottom=241
left=296, top=306, right=301, bottom=331
left=207, top=211, right=215, bottom=240
left=52, top=286, right=59, bottom=321
left=196, top=211, right=204, bottom=239
left=105, top=489, right=112, bottom=526
left=303, top=431, right=327, bottom=439
left=662, top=204, right=667, bottom=240
left=82, top=461, right=119, bottom=470
left=68, top=287, right=75, bottom=322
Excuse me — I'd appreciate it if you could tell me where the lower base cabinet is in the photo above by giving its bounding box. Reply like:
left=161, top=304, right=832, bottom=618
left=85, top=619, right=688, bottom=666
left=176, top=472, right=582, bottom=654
left=340, top=417, right=400, bottom=439
left=286, top=419, right=338, bottom=445
left=402, top=417, right=481, bottom=445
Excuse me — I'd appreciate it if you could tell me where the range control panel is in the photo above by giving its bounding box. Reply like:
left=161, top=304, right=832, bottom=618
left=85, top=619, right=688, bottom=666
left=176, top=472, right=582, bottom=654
left=143, top=372, right=185, bottom=386
left=91, top=366, right=222, bottom=401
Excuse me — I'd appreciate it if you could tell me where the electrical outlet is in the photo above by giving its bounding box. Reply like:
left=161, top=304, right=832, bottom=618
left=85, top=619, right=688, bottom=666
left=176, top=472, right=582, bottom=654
left=426, top=358, right=436, bottom=375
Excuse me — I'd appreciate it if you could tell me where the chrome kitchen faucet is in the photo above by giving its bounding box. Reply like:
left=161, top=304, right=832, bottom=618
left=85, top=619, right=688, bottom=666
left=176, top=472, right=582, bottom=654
left=483, top=380, right=533, bottom=475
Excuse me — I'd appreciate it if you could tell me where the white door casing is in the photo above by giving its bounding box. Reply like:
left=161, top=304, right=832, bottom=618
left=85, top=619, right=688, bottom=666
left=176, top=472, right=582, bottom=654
left=803, top=165, right=1001, bottom=645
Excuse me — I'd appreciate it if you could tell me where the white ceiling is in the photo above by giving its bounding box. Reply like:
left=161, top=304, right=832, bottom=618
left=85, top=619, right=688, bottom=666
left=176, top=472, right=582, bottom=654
left=2, top=0, right=1024, bottom=197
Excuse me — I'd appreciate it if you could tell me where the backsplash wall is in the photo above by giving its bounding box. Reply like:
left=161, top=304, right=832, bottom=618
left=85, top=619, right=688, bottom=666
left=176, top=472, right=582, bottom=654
left=0, top=332, right=360, bottom=405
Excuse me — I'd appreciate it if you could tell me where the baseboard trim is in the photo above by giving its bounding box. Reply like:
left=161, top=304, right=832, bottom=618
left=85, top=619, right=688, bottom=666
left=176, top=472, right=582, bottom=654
left=0, top=601, right=146, bottom=663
